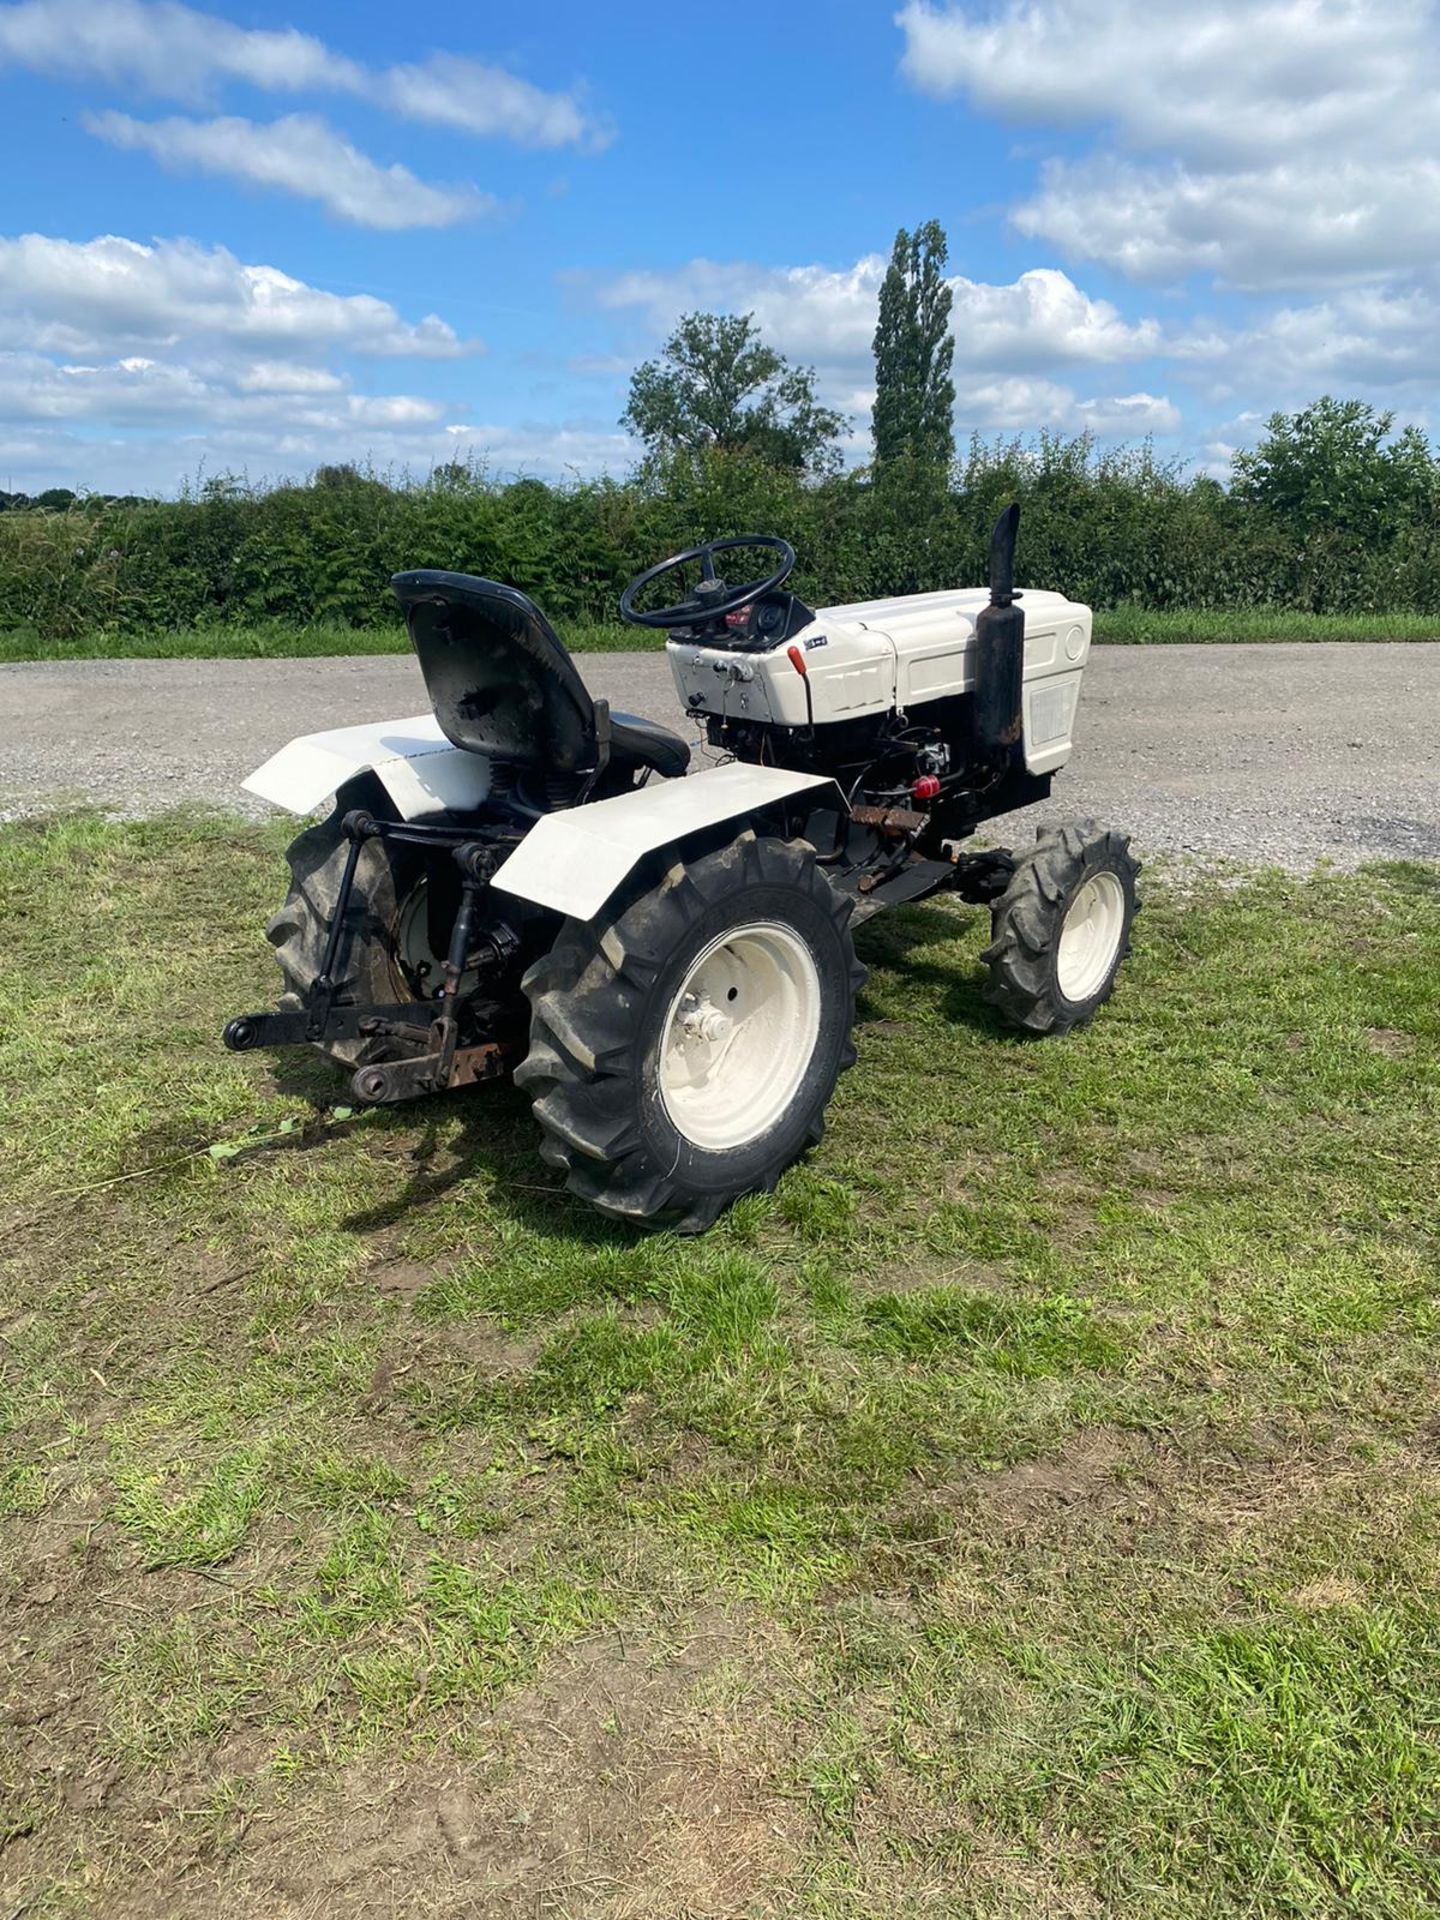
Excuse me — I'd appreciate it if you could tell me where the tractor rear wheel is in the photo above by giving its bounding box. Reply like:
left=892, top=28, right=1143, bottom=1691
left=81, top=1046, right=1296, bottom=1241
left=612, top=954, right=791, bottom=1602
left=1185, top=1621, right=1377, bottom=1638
left=515, top=832, right=865, bottom=1232
left=982, top=819, right=1140, bottom=1035
left=265, top=790, right=439, bottom=1072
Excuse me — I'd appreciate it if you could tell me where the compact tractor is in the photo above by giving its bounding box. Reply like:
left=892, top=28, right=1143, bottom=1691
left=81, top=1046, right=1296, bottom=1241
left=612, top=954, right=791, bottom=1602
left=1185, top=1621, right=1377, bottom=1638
left=224, top=508, right=1139, bottom=1231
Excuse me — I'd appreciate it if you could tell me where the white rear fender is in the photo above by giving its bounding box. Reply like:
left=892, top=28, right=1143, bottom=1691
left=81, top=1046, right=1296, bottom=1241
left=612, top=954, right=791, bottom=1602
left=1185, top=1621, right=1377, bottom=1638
left=490, top=762, right=840, bottom=923
left=242, top=714, right=490, bottom=819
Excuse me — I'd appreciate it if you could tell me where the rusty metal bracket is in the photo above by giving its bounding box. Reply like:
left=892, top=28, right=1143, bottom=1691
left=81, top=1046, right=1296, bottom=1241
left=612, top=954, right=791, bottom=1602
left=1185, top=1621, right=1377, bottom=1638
left=349, top=1038, right=510, bottom=1104
left=850, top=803, right=927, bottom=838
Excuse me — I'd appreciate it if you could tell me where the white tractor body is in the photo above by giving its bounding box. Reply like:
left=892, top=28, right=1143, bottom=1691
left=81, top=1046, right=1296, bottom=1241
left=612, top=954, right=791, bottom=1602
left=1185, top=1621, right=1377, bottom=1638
left=666, top=586, right=1092, bottom=777
left=243, top=713, right=491, bottom=820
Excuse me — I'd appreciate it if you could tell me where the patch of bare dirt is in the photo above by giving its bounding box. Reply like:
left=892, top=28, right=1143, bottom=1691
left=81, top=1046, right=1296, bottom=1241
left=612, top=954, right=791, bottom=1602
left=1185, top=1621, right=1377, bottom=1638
left=1287, top=1575, right=1367, bottom=1611
left=1365, top=1027, right=1416, bottom=1057
left=368, top=1258, right=438, bottom=1303
left=18, top=1611, right=807, bottom=1920
left=973, top=1428, right=1136, bottom=1527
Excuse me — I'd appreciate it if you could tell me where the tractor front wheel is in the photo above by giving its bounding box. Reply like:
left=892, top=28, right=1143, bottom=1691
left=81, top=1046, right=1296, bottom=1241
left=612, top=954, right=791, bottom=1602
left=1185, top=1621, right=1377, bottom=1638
left=982, top=819, right=1140, bottom=1035
left=515, top=832, right=865, bottom=1232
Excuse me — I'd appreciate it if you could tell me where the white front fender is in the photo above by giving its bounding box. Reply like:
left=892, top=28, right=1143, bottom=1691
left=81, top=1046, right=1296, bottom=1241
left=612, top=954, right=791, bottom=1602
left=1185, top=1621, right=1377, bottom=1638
left=490, top=762, right=839, bottom=922
left=242, top=714, right=490, bottom=819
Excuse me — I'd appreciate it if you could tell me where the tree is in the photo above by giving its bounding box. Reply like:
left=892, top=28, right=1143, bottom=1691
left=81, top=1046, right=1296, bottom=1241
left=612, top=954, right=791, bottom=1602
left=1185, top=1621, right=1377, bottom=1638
left=871, top=220, right=956, bottom=474
left=1232, top=396, right=1436, bottom=540
left=622, top=312, right=845, bottom=475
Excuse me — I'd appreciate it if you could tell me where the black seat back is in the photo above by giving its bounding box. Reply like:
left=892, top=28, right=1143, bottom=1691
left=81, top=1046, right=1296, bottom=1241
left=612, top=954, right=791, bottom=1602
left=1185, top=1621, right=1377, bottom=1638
left=392, top=570, right=597, bottom=772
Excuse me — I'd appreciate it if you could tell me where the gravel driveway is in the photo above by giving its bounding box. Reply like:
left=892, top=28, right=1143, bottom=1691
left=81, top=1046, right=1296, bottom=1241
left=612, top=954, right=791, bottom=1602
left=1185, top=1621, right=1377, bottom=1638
left=2, top=644, right=1436, bottom=869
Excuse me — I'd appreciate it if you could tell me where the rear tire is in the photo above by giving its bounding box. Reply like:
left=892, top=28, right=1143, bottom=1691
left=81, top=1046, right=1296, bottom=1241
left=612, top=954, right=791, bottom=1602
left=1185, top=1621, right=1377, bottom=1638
left=515, top=832, right=865, bottom=1232
left=265, top=793, right=430, bottom=1072
left=982, top=819, right=1140, bottom=1035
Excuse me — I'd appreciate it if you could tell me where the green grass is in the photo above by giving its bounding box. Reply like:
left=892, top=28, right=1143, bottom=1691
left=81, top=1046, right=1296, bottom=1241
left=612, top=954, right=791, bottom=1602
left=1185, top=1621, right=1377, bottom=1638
left=4, top=606, right=1438, bottom=663
left=2, top=813, right=1439, bottom=1915
left=0, top=616, right=644, bottom=662
left=1095, top=606, right=1440, bottom=645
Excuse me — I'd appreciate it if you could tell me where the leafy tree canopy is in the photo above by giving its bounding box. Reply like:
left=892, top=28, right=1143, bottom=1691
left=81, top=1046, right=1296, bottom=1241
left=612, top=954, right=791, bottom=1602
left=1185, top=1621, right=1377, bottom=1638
left=622, top=311, right=846, bottom=476
left=1233, top=396, right=1436, bottom=540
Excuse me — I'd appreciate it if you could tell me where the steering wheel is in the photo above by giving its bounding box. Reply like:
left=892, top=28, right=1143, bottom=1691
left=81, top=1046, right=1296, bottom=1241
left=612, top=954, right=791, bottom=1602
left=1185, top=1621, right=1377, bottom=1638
left=619, top=534, right=795, bottom=630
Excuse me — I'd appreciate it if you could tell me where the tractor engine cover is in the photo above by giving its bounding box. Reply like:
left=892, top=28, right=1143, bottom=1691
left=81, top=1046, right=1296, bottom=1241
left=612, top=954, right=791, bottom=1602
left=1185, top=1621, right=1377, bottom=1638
left=666, top=586, right=1092, bottom=778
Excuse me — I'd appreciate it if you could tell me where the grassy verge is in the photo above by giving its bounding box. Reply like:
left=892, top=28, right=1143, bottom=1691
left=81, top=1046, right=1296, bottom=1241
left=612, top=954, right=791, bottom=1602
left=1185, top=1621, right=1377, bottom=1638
left=2, top=815, right=1439, bottom=1916
left=4, top=607, right=1439, bottom=663
left=1096, top=606, right=1440, bottom=645
left=0, top=618, right=643, bottom=662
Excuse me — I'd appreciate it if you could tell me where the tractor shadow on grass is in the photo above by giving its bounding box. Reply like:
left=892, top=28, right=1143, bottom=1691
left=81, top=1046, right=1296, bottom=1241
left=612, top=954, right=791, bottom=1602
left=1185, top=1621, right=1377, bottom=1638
left=259, top=1051, right=607, bottom=1242
left=851, top=902, right=1020, bottom=1042
left=238, top=899, right=1023, bottom=1247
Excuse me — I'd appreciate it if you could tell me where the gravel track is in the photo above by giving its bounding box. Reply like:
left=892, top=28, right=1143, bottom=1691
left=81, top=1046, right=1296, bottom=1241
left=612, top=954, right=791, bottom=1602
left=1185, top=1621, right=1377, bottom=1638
left=2, top=644, right=1436, bottom=869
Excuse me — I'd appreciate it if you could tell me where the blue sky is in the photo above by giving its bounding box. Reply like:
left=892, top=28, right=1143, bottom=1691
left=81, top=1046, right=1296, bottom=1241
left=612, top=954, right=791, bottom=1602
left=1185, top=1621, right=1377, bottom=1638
left=1, top=0, right=1436, bottom=494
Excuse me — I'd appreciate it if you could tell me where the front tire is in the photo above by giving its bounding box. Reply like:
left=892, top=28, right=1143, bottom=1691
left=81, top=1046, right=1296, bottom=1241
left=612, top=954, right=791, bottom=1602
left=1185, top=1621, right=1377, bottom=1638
left=515, top=832, right=865, bottom=1232
left=982, top=819, right=1140, bottom=1035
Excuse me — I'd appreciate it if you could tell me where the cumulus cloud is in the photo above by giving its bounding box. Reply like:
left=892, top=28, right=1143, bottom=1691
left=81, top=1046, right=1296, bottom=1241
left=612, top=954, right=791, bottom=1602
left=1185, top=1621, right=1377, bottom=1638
left=592, top=254, right=1161, bottom=382
left=0, top=233, right=479, bottom=358
left=86, top=111, right=491, bottom=229
left=0, top=0, right=609, bottom=147
left=1177, top=286, right=1440, bottom=400
left=1015, top=154, right=1440, bottom=292
left=897, top=0, right=1440, bottom=291
left=374, top=55, right=611, bottom=150
left=0, top=399, right=637, bottom=493
left=897, top=0, right=1423, bottom=167
left=0, top=228, right=629, bottom=495
left=0, top=349, right=444, bottom=431
left=953, top=375, right=1179, bottom=436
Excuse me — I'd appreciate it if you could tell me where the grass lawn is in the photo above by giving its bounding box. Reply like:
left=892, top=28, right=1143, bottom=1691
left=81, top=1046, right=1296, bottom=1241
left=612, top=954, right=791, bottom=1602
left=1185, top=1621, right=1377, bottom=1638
left=3, top=608, right=1439, bottom=663
left=2, top=814, right=1439, bottom=1917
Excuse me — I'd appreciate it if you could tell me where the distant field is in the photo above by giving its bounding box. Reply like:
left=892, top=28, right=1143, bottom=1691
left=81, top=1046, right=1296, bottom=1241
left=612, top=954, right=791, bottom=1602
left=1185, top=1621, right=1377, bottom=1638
left=3, top=607, right=1439, bottom=662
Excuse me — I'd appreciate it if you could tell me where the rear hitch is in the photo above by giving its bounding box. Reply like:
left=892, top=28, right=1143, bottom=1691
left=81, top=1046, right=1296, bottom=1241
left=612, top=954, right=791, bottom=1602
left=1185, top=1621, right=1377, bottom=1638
left=350, top=1041, right=509, bottom=1105
left=222, top=826, right=518, bottom=1100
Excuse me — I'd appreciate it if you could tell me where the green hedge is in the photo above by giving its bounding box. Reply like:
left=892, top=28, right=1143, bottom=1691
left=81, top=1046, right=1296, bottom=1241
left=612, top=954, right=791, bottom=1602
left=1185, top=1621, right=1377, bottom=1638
left=6, top=429, right=1440, bottom=642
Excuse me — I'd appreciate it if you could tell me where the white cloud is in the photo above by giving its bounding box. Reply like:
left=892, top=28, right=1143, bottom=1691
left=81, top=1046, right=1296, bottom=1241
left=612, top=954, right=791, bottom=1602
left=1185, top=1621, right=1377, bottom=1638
left=0, top=233, right=479, bottom=358
left=949, top=268, right=1159, bottom=368
left=897, top=0, right=1440, bottom=291
left=375, top=56, right=612, bottom=151
left=0, top=0, right=609, bottom=147
left=953, top=375, right=1179, bottom=436
left=0, top=405, right=638, bottom=494
left=1178, top=286, right=1440, bottom=396
left=592, top=255, right=1161, bottom=382
left=0, top=228, right=627, bottom=495
left=594, top=255, right=888, bottom=365
left=1015, top=154, right=1440, bottom=291
left=0, top=348, right=447, bottom=430
left=897, top=0, right=1424, bottom=167
left=0, top=0, right=351, bottom=98
left=86, top=111, right=490, bottom=229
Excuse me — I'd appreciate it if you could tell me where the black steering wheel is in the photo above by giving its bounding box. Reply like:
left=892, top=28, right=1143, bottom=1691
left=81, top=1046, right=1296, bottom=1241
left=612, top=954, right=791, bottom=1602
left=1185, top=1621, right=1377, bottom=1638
left=618, top=534, right=795, bottom=630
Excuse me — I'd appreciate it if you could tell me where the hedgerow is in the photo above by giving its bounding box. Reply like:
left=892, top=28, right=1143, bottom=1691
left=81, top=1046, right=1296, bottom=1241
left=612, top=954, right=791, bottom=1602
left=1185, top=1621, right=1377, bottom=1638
left=5, top=403, right=1439, bottom=640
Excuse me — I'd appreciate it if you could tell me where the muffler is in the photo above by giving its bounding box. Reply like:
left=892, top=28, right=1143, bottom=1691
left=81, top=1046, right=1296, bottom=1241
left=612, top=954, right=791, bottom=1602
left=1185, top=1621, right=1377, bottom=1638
left=972, top=503, right=1025, bottom=762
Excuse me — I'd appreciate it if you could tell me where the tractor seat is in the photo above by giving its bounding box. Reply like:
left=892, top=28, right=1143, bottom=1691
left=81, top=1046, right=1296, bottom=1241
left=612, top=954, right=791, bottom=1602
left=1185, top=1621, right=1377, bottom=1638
left=392, top=569, right=690, bottom=780
left=607, top=710, right=691, bottom=779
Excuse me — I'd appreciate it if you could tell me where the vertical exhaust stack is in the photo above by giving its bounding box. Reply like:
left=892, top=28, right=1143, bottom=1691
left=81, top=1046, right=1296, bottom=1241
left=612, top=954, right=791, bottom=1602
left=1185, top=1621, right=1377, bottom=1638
left=972, top=503, right=1025, bottom=763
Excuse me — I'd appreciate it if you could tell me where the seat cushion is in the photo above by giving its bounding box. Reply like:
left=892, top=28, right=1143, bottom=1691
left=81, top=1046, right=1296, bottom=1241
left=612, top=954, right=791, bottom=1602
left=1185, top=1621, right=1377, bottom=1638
left=609, top=710, right=691, bottom=779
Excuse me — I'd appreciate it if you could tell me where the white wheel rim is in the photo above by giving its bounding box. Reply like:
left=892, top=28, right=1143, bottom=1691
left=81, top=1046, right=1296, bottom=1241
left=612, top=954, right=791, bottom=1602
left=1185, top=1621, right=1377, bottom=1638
left=659, top=921, right=822, bottom=1151
left=1056, top=870, right=1127, bottom=1003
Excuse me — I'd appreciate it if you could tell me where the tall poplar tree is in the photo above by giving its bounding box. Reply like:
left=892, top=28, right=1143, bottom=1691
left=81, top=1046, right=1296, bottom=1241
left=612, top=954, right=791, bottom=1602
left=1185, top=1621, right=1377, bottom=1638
left=871, top=221, right=956, bottom=473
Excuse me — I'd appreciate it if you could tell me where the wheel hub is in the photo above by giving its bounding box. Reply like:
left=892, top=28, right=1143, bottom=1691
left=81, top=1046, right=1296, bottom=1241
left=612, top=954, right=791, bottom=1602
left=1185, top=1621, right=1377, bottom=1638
left=659, top=922, right=822, bottom=1152
left=1056, top=869, right=1127, bottom=1003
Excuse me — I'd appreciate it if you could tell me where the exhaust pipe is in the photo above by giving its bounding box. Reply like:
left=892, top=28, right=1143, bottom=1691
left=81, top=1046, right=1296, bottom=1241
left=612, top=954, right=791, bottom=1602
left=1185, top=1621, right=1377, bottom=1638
left=972, top=503, right=1025, bottom=763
